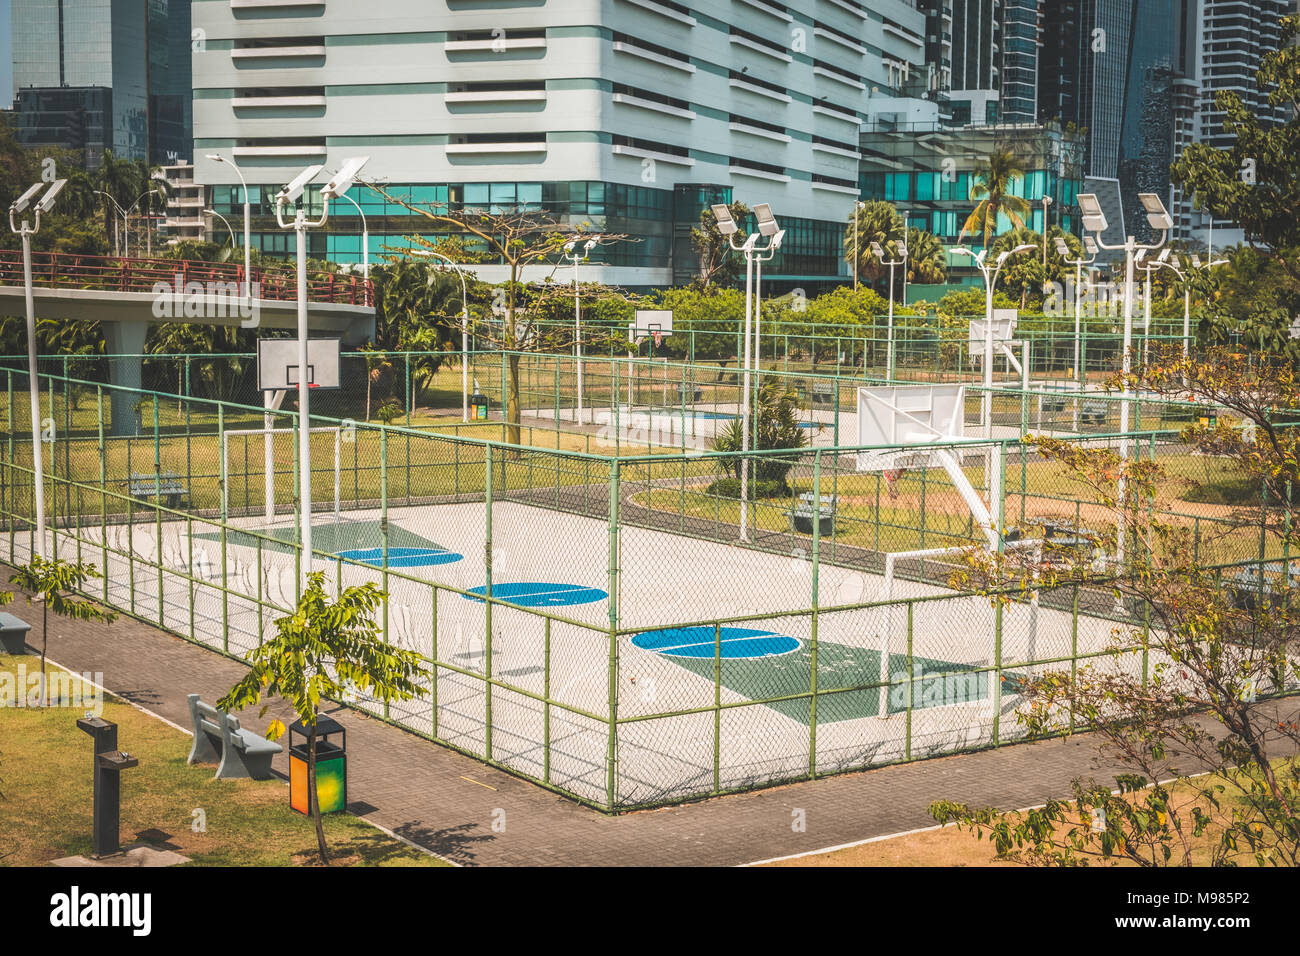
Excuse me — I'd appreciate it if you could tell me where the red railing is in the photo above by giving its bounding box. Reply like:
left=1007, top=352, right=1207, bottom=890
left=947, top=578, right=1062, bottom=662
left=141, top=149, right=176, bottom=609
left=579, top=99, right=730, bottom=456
left=0, top=249, right=374, bottom=307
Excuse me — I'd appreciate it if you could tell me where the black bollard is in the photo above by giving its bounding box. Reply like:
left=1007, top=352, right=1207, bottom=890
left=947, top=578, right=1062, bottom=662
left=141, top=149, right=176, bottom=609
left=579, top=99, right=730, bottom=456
left=76, top=716, right=139, bottom=857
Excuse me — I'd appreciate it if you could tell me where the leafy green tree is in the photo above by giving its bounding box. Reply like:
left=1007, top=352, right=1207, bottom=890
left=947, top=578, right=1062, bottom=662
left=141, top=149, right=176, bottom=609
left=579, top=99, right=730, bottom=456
left=9, top=557, right=115, bottom=707
left=711, top=379, right=808, bottom=493
left=218, top=572, right=428, bottom=864
left=843, top=201, right=904, bottom=291
left=936, top=346, right=1300, bottom=866
left=960, top=149, right=1031, bottom=250
left=691, top=201, right=751, bottom=289
left=905, top=227, right=947, bottom=285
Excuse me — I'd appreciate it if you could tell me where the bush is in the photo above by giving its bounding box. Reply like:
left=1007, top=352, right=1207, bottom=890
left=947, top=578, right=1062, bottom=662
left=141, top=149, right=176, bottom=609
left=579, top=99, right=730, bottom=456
left=1180, top=477, right=1269, bottom=506
left=705, top=477, right=791, bottom=500
left=710, top=380, right=808, bottom=486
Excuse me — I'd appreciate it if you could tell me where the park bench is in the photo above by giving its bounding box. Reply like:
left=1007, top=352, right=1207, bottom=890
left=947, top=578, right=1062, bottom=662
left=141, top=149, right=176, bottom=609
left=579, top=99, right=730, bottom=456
left=186, top=693, right=282, bottom=780
left=674, top=383, right=704, bottom=404
left=1078, top=400, right=1108, bottom=426
left=786, top=493, right=837, bottom=536
left=129, top=471, right=188, bottom=509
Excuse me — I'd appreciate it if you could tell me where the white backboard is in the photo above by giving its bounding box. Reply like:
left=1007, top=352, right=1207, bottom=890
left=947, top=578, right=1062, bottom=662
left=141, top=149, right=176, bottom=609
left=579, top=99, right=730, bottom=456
left=630, top=309, right=674, bottom=341
left=856, top=384, right=966, bottom=472
left=257, top=338, right=341, bottom=391
left=969, top=309, right=1018, bottom=357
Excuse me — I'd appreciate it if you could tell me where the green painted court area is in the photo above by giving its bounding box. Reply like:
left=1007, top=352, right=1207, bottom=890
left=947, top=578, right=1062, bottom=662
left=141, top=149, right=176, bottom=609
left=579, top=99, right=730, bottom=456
left=660, top=642, right=994, bottom=725
left=195, top=519, right=444, bottom=557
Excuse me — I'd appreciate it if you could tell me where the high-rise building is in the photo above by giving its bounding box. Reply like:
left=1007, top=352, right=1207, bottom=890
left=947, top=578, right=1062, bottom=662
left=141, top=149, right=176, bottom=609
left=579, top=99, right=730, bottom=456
left=192, top=0, right=929, bottom=289
left=10, top=0, right=191, bottom=167
left=943, top=0, right=1041, bottom=127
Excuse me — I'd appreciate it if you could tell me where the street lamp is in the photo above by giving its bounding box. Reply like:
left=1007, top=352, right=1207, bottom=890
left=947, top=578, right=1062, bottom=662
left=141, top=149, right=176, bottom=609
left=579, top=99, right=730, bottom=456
left=275, top=156, right=368, bottom=589
left=1154, top=253, right=1227, bottom=360
left=851, top=200, right=864, bottom=290
left=1055, top=235, right=1098, bottom=391
left=1076, top=190, right=1172, bottom=573
left=1041, top=195, right=1053, bottom=266
left=951, top=243, right=1036, bottom=441
left=712, top=201, right=781, bottom=542
left=563, top=235, right=602, bottom=424
left=127, top=187, right=166, bottom=257
left=1136, top=247, right=1172, bottom=367
left=410, top=249, right=472, bottom=423
left=206, top=207, right=236, bottom=249
left=8, top=178, right=66, bottom=557
left=93, top=189, right=126, bottom=256
left=330, top=188, right=370, bottom=290
left=867, top=238, right=907, bottom=380
left=206, top=154, right=253, bottom=303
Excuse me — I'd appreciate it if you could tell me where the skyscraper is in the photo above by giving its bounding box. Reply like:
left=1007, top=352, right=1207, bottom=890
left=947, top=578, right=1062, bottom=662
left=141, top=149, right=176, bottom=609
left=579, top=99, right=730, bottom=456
left=944, top=0, right=1041, bottom=126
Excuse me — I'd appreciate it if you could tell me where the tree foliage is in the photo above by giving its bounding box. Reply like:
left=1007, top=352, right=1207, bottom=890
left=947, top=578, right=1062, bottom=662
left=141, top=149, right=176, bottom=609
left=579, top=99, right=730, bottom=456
left=960, top=149, right=1031, bottom=250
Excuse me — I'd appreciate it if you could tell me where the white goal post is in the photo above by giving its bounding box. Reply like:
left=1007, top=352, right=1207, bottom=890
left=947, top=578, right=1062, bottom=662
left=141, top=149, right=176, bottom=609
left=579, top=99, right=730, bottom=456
left=220, top=426, right=342, bottom=523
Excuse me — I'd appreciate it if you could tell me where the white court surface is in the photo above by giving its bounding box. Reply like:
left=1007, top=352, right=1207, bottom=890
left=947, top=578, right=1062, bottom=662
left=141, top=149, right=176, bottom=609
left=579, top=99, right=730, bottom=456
left=36, top=501, right=1140, bottom=808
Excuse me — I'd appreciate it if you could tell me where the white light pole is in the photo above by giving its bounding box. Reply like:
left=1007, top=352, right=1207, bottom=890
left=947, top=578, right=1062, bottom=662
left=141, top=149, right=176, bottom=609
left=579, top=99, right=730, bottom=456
left=751, top=213, right=785, bottom=453
left=207, top=154, right=252, bottom=303
left=332, top=189, right=370, bottom=288
left=8, top=179, right=67, bottom=557
left=93, top=189, right=126, bottom=256
left=952, top=243, right=1036, bottom=439
left=275, top=157, right=368, bottom=589
left=1136, top=247, right=1171, bottom=368
left=410, top=249, right=472, bottom=423
left=1055, top=234, right=1098, bottom=391
left=206, top=207, right=236, bottom=248
left=1181, top=254, right=1227, bottom=360
left=868, top=239, right=907, bottom=380
left=712, top=202, right=781, bottom=542
left=1041, top=195, right=1053, bottom=266
left=851, top=200, right=864, bottom=290
left=1076, top=191, right=1171, bottom=573
left=563, top=235, right=601, bottom=424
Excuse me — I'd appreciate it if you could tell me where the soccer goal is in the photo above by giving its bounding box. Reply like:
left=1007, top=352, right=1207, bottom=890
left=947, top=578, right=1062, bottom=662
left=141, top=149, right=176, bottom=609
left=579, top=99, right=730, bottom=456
left=220, top=426, right=342, bottom=523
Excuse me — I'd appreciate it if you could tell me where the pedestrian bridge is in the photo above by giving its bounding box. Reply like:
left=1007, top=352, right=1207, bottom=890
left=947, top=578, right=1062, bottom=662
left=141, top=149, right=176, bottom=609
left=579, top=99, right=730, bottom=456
left=0, top=249, right=375, bottom=433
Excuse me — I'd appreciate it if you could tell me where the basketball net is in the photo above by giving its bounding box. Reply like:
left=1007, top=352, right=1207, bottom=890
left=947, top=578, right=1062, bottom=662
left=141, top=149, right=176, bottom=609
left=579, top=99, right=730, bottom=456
left=653, top=331, right=664, bottom=348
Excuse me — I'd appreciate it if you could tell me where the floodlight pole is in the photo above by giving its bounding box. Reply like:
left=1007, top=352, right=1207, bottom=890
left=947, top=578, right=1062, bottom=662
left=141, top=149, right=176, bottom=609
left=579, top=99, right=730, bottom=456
left=275, top=198, right=329, bottom=592
left=411, top=249, right=471, bottom=422
left=9, top=199, right=51, bottom=555
left=873, top=250, right=905, bottom=380
left=1061, top=246, right=1097, bottom=390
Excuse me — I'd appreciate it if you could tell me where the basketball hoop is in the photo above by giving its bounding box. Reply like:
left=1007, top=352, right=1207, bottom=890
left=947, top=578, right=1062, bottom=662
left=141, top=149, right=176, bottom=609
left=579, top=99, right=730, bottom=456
left=653, top=331, right=664, bottom=349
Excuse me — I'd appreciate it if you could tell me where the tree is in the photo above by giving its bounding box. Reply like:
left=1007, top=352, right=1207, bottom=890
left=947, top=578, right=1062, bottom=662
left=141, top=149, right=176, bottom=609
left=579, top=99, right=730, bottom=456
left=8, top=557, right=115, bottom=707
left=905, top=227, right=948, bottom=285
left=218, top=572, right=427, bottom=864
left=960, top=149, right=1031, bottom=250
left=691, top=201, right=751, bottom=288
left=361, top=186, right=629, bottom=445
left=843, top=201, right=905, bottom=290
left=933, top=346, right=1300, bottom=866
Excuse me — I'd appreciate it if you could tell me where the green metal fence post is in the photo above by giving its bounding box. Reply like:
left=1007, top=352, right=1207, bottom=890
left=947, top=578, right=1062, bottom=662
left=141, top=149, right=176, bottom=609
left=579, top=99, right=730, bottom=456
left=381, top=426, right=391, bottom=719
left=217, top=403, right=228, bottom=652
left=484, top=442, right=494, bottom=761
left=607, top=458, right=621, bottom=810
left=991, top=442, right=1007, bottom=743
left=808, top=450, right=821, bottom=779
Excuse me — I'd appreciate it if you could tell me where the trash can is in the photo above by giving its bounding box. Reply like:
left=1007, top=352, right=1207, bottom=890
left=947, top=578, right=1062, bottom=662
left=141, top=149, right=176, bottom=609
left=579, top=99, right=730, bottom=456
left=0, top=612, right=31, bottom=654
left=470, top=393, right=490, bottom=421
left=288, top=716, right=347, bottom=815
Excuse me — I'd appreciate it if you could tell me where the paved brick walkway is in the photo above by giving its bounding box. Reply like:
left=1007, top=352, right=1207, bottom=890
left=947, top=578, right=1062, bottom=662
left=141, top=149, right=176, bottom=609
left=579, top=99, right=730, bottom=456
left=6, top=585, right=1274, bottom=867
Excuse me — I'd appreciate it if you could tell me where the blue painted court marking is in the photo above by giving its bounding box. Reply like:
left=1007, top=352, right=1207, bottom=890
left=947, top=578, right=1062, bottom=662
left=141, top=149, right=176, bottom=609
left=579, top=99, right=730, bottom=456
left=462, top=581, right=608, bottom=607
left=335, top=546, right=463, bottom=568
left=632, top=626, right=802, bottom=659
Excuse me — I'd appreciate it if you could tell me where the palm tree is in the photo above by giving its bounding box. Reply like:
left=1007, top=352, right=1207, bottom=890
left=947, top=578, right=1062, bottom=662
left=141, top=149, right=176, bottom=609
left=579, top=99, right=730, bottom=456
left=960, top=149, right=1032, bottom=250
left=905, top=227, right=947, bottom=284
left=843, top=200, right=905, bottom=288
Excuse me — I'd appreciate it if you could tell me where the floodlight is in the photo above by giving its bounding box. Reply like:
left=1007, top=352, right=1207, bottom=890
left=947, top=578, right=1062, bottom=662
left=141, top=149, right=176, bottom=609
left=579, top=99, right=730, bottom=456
left=768, top=228, right=786, bottom=251
left=320, top=156, right=369, bottom=199
left=563, top=240, right=576, bottom=254
left=1139, top=193, right=1173, bottom=232
left=1084, top=236, right=1098, bottom=256
left=206, top=153, right=225, bottom=163
left=1190, top=254, right=1202, bottom=269
left=754, top=202, right=779, bottom=237
left=869, top=240, right=885, bottom=259
left=1157, top=248, right=1170, bottom=263
left=951, top=246, right=974, bottom=257
left=1012, top=244, right=1035, bottom=255
left=896, top=240, right=907, bottom=258
left=583, top=236, right=601, bottom=255
left=10, top=183, right=43, bottom=215
left=35, top=179, right=66, bottom=214
left=1077, top=192, right=1108, bottom=234
left=1136, top=248, right=1147, bottom=263
left=711, top=203, right=738, bottom=235
left=276, top=164, right=325, bottom=204
left=741, top=233, right=759, bottom=252
left=1053, top=237, right=1070, bottom=257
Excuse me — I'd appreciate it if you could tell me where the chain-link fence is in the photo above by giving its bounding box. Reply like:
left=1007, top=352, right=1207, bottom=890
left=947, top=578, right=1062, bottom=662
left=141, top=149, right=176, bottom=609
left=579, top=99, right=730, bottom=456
left=0, top=365, right=1289, bottom=809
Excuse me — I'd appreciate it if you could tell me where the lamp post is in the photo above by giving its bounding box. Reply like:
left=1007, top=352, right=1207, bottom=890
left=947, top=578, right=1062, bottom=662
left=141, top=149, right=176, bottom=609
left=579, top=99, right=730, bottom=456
left=1076, top=191, right=1172, bottom=573
left=751, top=214, right=785, bottom=448
left=563, top=235, right=601, bottom=424
left=206, top=208, right=236, bottom=249
left=1041, top=195, right=1053, bottom=266
left=127, top=188, right=166, bottom=257
left=851, top=200, right=863, bottom=290
left=712, top=202, right=781, bottom=542
left=331, top=189, right=370, bottom=291
left=952, top=243, right=1037, bottom=440
left=1136, top=247, right=1172, bottom=368
left=867, top=239, right=906, bottom=380
left=93, top=189, right=126, bottom=256
left=1055, top=235, right=1098, bottom=391
left=206, top=154, right=253, bottom=302
left=410, top=249, right=472, bottom=423
left=275, top=157, right=368, bottom=589
left=8, top=178, right=67, bottom=557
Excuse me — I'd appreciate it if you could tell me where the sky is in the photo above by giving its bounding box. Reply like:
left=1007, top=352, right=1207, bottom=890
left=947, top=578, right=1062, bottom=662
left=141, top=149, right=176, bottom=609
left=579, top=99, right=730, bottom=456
left=0, top=0, right=11, bottom=108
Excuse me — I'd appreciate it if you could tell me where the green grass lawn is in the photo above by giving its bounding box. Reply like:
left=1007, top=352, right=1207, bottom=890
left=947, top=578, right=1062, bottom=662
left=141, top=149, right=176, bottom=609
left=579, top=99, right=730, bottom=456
left=0, top=654, right=446, bottom=867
